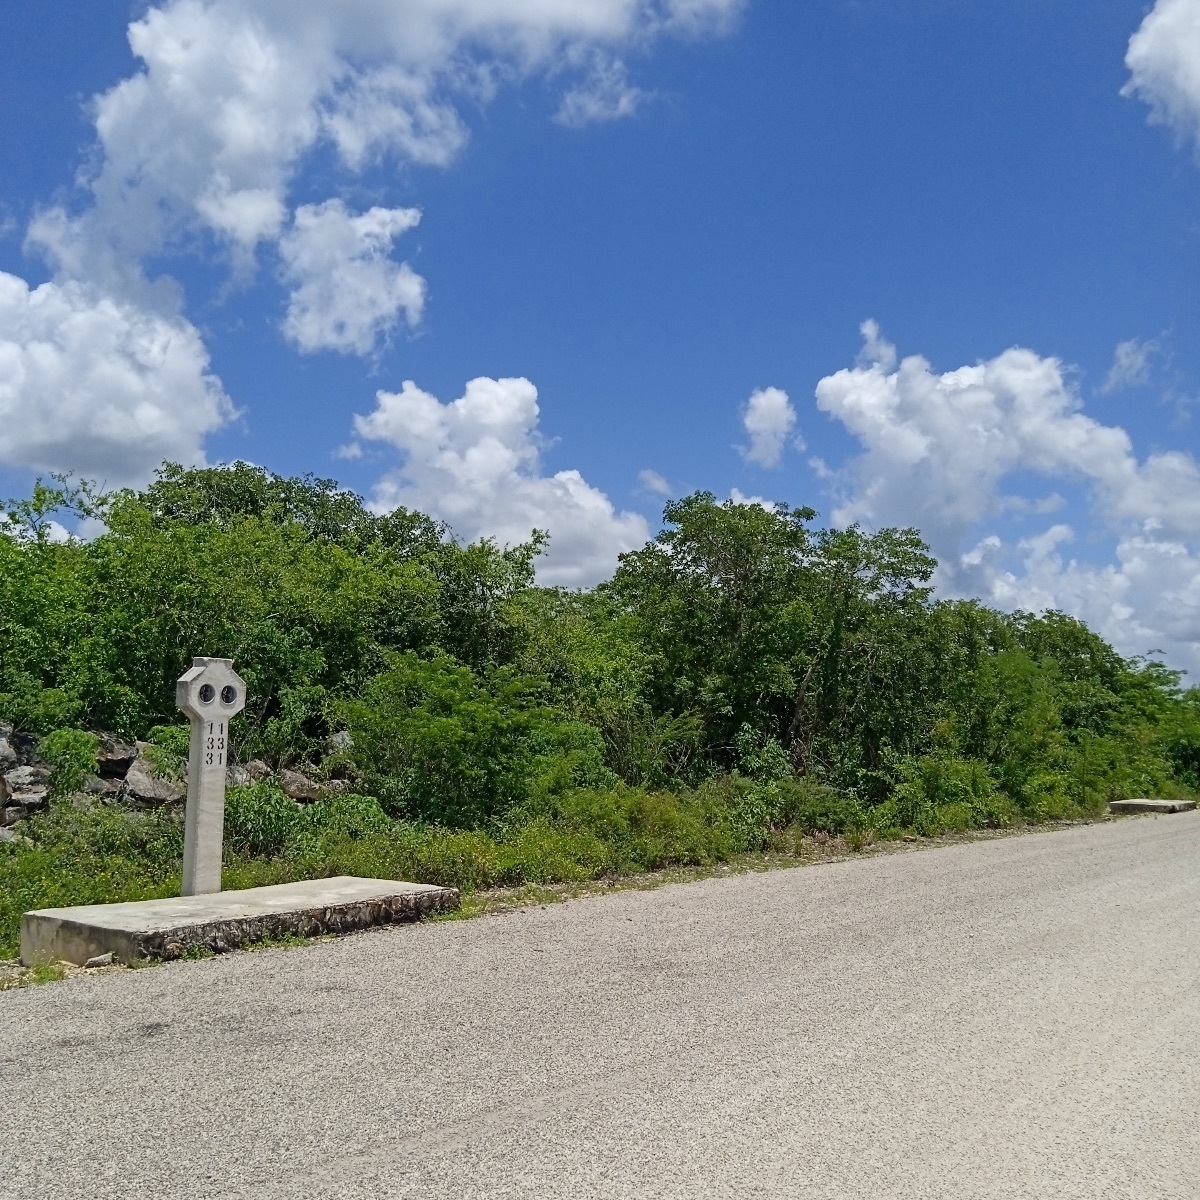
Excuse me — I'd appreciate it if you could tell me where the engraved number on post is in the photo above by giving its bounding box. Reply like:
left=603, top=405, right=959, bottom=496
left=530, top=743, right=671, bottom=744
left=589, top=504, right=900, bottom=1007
left=205, top=720, right=226, bottom=767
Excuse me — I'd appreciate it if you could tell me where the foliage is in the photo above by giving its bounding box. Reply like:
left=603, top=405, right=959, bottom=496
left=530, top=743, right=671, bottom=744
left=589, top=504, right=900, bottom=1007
left=2, top=464, right=1198, bottom=956
left=37, top=729, right=99, bottom=799
left=341, top=652, right=612, bottom=826
left=0, top=804, right=184, bottom=955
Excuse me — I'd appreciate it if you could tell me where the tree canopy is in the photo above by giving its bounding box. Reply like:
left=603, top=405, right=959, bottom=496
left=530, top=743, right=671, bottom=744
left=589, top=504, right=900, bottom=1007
left=3, top=464, right=1197, bottom=829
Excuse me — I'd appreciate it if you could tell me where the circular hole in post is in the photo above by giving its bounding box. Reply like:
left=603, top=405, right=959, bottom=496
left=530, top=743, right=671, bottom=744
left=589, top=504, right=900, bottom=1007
left=198, top=684, right=216, bottom=704
left=220, top=685, right=238, bottom=705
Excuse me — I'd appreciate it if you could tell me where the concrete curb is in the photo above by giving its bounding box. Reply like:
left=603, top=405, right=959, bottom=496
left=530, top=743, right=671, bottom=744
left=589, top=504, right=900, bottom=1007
left=20, top=876, right=459, bottom=966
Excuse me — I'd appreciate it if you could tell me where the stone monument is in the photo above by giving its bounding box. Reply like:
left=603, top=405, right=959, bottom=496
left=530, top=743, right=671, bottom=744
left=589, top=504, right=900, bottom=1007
left=176, top=657, right=246, bottom=896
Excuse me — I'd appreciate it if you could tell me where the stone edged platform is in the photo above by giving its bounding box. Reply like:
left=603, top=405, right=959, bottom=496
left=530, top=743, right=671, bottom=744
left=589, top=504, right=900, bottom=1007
left=1109, top=798, right=1197, bottom=815
left=20, top=876, right=459, bottom=967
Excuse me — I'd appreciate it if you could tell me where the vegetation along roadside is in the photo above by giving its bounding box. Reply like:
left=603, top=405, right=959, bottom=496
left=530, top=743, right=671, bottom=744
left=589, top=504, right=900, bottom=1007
left=3, top=464, right=1198, bottom=965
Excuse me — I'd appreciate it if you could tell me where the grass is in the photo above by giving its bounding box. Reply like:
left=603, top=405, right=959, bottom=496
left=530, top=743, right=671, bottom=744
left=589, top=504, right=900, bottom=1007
left=0, top=776, right=1142, bottom=979
left=0, top=958, right=68, bottom=990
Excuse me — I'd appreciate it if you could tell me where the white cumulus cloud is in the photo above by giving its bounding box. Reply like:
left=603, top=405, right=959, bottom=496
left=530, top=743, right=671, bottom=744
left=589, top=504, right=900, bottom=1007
left=353, top=375, right=649, bottom=587
left=814, top=322, right=1200, bottom=672
left=729, top=488, right=778, bottom=511
left=739, top=386, right=798, bottom=468
left=1125, top=0, right=1200, bottom=150
left=0, top=272, right=232, bottom=485
left=30, top=0, right=745, bottom=277
left=280, top=200, right=425, bottom=355
left=5, top=0, right=743, bottom=479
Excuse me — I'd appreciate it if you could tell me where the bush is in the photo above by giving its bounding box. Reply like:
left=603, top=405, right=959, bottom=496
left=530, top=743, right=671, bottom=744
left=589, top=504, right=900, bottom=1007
left=777, top=778, right=867, bottom=836
left=224, top=781, right=299, bottom=856
left=37, top=728, right=99, bottom=799
left=495, top=820, right=608, bottom=885
left=551, top=785, right=737, bottom=871
left=297, top=792, right=392, bottom=842
left=0, top=804, right=182, bottom=956
left=145, top=724, right=191, bottom=775
left=341, top=652, right=612, bottom=827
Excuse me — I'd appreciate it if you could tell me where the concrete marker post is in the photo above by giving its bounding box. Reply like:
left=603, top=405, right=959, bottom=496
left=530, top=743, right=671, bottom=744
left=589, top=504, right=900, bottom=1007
left=177, top=657, right=247, bottom=896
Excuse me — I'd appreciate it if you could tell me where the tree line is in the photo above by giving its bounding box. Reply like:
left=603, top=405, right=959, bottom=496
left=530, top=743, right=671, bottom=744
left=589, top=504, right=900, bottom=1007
left=4, top=462, right=1197, bottom=836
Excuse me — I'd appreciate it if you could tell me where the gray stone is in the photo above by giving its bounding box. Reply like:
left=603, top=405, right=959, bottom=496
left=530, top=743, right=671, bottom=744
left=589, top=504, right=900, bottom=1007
left=122, top=757, right=185, bottom=806
left=322, top=779, right=352, bottom=795
left=4, top=764, right=49, bottom=791
left=326, top=730, right=353, bottom=754
left=20, top=876, right=460, bottom=966
left=10, top=729, right=39, bottom=763
left=279, top=768, right=320, bottom=803
left=0, top=736, right=17, bottom=768
left=226, top=763, right=252, bottom=787
left=2, top=806, right=24, bottom=828
left=0, top=826, right=32, bottom=846
left=1109, top=798, right=1198, bottom=814
left=12, top=787, right=48, bottom=811
left=245, top=759, right=272, bottom=780
left=96, top=734, right=138, bottom=778
left=84, top=952, right=115, bottom=969
left=84, top=775, right=125, bottom=798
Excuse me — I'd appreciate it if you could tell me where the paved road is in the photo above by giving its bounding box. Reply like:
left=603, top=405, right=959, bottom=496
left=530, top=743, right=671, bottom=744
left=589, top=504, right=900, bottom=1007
left=3, top=815, right=1199, bottom=1199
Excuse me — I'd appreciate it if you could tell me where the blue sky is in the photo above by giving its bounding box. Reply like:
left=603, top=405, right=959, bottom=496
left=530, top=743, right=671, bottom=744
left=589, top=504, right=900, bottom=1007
left=3, top=1, right=1200, bottom=669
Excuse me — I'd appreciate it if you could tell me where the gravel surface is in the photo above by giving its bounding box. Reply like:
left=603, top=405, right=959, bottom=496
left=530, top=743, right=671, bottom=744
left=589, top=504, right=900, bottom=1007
left=3, top=814, right=1198, bottom=1199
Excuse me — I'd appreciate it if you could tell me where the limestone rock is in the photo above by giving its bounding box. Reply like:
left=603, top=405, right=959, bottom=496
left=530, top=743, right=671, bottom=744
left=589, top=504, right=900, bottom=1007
left=279, top=769, right=320, bottom=803
left=4, top=765, right=50, bottom=791
left=326, top=730, right=353, bottom=754
left=0, top=736, right=17, bottom=768
left=122, top=751, right=184, bottom=806
left=0, top=826, right=32, bottom=846
left=245, top=760, right=272, bottom=781
left=96, top=734, right=138, bottom=778
left=226, top=763, right=252, bottom=788
left=84, top=776, right=125, bottom=798
left=13, top=729, right=38, bottom=761
left=13, top=788, right=49, bottom=812
left=1, top=806, right=23, bottom=828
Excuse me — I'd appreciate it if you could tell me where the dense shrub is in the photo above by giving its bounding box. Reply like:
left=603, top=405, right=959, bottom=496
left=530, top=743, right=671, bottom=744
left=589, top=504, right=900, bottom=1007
left=36, top=729, right=100, bottom=799
left=341, top=652, right=612, bottom=826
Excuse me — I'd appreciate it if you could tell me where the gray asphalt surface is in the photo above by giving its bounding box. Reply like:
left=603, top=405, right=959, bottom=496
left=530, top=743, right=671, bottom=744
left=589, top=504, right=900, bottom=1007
left=3, top=814, right=1198, bottom=1199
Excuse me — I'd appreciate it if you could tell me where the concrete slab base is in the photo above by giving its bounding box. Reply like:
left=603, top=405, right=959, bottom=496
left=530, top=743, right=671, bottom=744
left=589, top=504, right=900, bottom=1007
left=1109, top=798, right=1197, bottom=815
left=20, top=876, right=459, bottom=967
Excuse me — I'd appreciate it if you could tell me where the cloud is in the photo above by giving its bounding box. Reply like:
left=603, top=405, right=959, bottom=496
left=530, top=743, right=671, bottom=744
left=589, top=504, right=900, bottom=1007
left=814, top=322, right=1200, bottom=671
left=556, top=54, right=647, bottom=126
left=353, top=375, right=649, bottom=587
left=1102, top=336, right=1161, bottom=393
left=729, top=488, right=778, bottom=511
left=739, top=386, right=799, bottom=468
left=279, top=200, right=425, bottom=355
left=3, top=0, right=743, bottom=482
left=1124, top=0, right=1200, bottom=150
left=30, top=0, right=745, bottom=279
left=0, top=272, right=233, bottom=485
left=970, top=525, right=1200, bottom=672
left=638, top=468, right=673, bottom=496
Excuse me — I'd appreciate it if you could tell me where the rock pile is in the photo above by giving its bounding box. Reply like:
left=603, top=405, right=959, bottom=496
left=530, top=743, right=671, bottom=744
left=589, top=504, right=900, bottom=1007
left=0, top=721, right=343, bottom=830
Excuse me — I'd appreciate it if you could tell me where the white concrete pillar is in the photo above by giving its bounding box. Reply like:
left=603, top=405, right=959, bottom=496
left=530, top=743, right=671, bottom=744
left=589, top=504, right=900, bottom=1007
left=177, top=658, right=247, bottom=896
